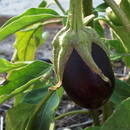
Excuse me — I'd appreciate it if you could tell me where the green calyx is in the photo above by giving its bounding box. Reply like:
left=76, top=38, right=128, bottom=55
left=52, top=0, right=111, bottom=89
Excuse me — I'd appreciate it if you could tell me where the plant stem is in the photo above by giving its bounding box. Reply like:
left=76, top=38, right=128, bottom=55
left=54, top=0, right=65, bottom=14
left=66, top=0, right=84, bottom=30
left=81, top=0, right=94, bottom=28
left=55, top=110, right=90, bottom=121
left=104, top=0, right=130, bottom=37
left=102, top=100, right=113, bottom=125
left=36, top=90, right=55, bottom=112
left=89, top=109, right=100, bottom=126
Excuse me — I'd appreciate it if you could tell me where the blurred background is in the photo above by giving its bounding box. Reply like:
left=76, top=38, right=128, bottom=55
left=0, top=0, right=103, bottom=15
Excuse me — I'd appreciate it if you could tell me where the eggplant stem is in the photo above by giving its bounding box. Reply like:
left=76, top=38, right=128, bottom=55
left=102, top=100, right=113, bottom=125
left=89, top=109, right=100, bottom=126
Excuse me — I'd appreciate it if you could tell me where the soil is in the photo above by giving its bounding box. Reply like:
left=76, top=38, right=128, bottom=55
left=0, top=16, right=129, bottom=130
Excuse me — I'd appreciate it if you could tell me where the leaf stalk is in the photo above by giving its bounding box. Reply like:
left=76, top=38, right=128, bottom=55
left=55, top=110, right=90, bottom=121
left=54, top=0, right=65, bottom=14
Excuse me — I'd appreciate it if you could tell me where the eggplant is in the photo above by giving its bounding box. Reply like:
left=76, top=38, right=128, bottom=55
left=51, top=0, right=115, bottom=109
left=62, top=43, right=115, bottom=109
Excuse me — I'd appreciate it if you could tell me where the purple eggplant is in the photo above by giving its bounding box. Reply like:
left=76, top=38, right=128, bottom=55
left=62, top=43, right=115, bottom=109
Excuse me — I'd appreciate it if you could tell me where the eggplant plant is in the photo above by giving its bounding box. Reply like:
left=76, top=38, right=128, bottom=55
left=0, top=0, right=130, bottom=129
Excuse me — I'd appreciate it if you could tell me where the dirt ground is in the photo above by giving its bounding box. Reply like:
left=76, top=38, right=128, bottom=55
left=0, top=16, right=129, bottom=130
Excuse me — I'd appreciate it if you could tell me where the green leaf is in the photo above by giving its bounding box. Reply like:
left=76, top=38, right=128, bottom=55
left=14, top=24, right=48, bottom=61
left=102, top=38, right=127, bottom=61
left=14, top=73, right=53, bottom=106
left=0, top=8, right=65, bottom=41
left=123, top=56, right=130, bottom=68
left=6, top=80, right=61, bottom=130
left=0, top=58, right=27, bottom=73
left=110, top=53, right=128, bottom=61
left=22, top=82, right=64, bottom=130
left=6, top=103, right=37, bottom=130
left=84, top=126, right=101, bottom=130
left=94, top=13, right=105, bottom=38
left=6, top=80, right=56, bottom=130
left=94, top=20, right=105, bottom=38
left=102, top=39, right=126, bottom=53
left=93, top=8, right=98, bottom=18
left=38, top=0, right=47, bottom=8
left=102, top=97, right=130, bottom=130
left=32, top=77, right=54, bottom=90
left=110, top=78, right=130, bottom=105
left=1, top=8, right=59, bottom=29
left=14, top=92, right=27, bottom=106
left=99, top=15, right=130, bottom=60
left=95, top=3, right=108, bottom=12
left=0, top=60, right=53, bottom=105
left=107, top=25, right=130, bottom=68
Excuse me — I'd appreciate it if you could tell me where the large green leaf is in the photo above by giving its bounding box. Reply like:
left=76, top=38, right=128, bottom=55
left=108, top=25, right=130, bottom=68
left=6, top=103, right=38, bottom=130
left=1, top=8, right=59, bottom=29
left=85, top=126, right=101, bottom=130
left=0, top=58, right=27, bottom=73
left=102, top=97, right=130, bottom=130
left=110, top=78, right=130, bottom=105
left=14, top=24, right=48, bottom=61
left=0, top=60, right=53, bottom=105
left=0, top=8, right=65, bottom=41
left=6, top=79, right=59, bottom=130
left=22, top=81, right=64, bottom=130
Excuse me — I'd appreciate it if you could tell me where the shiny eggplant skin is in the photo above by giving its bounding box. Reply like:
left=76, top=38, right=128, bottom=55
left=62, top=42, right=115, bottom=109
